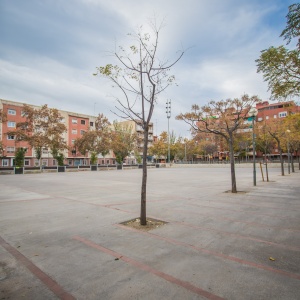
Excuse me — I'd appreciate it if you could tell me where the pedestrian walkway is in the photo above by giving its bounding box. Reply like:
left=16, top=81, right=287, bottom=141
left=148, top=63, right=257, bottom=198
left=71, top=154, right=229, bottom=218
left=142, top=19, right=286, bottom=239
left=0, top=166, right=299, bottom=299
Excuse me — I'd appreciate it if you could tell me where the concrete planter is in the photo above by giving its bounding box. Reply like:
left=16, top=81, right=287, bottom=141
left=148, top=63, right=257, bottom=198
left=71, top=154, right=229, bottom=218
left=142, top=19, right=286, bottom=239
left=15, top=167, right=24, bottom=174
left=91, top=165, right=97, bottom=171
left=57, top=166, right=66, bottom=172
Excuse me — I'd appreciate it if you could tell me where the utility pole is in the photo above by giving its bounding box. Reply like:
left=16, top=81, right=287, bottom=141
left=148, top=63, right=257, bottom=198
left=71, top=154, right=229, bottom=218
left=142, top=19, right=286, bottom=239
left=166, top=100, right=171, bottom=165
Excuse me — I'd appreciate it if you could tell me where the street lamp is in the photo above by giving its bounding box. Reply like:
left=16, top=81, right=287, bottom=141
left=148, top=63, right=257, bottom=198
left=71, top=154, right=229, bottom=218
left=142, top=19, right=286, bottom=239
left=249, top=107, right=258, bottom=186
left=166, top=100, right=171, bottom=165
left=286, top=129, right=291, bottom=174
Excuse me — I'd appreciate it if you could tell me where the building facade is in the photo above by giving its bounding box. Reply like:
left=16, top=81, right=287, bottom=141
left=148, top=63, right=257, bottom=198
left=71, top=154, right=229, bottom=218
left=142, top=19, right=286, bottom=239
left=0, top=99, right=116, bottom=167
left=118, top=120, right=154, bottom=163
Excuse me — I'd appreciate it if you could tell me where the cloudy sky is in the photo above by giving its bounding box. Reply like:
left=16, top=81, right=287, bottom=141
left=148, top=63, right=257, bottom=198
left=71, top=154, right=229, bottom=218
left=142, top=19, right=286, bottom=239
left=0, top=0, right=295, bottom=137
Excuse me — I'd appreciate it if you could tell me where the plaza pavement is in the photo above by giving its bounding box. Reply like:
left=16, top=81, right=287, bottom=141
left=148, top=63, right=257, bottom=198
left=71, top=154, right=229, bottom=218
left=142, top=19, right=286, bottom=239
left=0, top=165, right=299, bottom=299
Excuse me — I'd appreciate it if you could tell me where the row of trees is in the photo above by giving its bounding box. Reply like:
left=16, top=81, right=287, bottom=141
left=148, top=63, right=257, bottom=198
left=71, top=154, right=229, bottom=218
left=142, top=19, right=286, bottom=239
left=150, top=110, right=300, bottom=168
left=4, top=104, right=139, bottom=168
left=176, top=97, right=300, bottom=192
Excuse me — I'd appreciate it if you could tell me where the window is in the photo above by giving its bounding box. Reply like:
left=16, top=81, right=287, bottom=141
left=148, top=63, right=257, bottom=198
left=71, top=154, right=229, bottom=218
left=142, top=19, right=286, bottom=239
left=7, top=135, right=15, bottom=140
left=258, top=117, right=263, bottom=121
left=68, top=159, right=73, bottom=165
left=80, top=130, right=85, bottom=135
left=90, top=122, right=94, bottom=127
left=81, top=120, right=86, bottom=125
left=279, top=112, right=287, bottom=118
left=53, top=160, right=57, bottom=166
left=7, top=147, right=15, bottom=153
left=42, top=159, right=48, bottom=166
left=8, top=109, right=16, bottom=115
left=106, top=160, right=109, bottom=164
left=72, top=129, right=77, bottom=134
left=102, top=160, right=104, bottom=164
left=266, top=116, right=269, bottom=120
left=42, top=148, right=48, bottom=154
left=8, top=121, right=16, bottom=128
left=21, top=111, right=26, bottom=117
left=72, top=119, right=77, bottom=124
left=71, top=139, right=75, bottom=144
left=34, top=160, right=39, bottom=166
left=2, top=159, right=9, bottom=167
left=24, top=160, right=30, bottom=166
left=274, top=115, right=277, bottom=118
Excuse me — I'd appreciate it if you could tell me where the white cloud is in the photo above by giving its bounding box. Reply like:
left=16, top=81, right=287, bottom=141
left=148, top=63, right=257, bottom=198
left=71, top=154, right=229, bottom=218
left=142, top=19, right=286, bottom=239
left=0, top=0, right=294, bottom=137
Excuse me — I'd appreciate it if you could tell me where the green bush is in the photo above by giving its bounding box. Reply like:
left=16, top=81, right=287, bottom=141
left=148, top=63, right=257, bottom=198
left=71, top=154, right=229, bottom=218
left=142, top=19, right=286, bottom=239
left=15, top=147, right=26, bottom=167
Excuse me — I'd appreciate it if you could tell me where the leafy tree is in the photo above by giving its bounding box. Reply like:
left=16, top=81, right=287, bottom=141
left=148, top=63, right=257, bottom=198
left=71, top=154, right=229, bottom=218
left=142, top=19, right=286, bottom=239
left=148, top=132, right=167, bottom=162
left=200, top=140, right=218, bottom=161
left=0, top=109, right=7, bottom=158
left=8, top=104, right=67, bottom=169
left=15, top=147, right=26, bottom=167
left=94, top=20, right=184, bottom=225
left=256, top=4, right=300, bottom=99
left=255, top=121, right=276, bottom=157
left=232, top=131, right=252, bottom=161
left=0, top=109, right=7, bottom=123
left=283, top=113, right=300, bottom=171
left=265, top=118, right=286, bottom=176
left=280, top=3, right=300, bottom=49
left=256, top=46, right=300, bottom=99
left=111, top=122, right=136, bottom=164
left=75, top=114, right=111, bottom=165
left=177, top=95, right=260, bottom=193
left=0, top=141, right=4, bottom=157
left=149, top=131, right=182, bottom=162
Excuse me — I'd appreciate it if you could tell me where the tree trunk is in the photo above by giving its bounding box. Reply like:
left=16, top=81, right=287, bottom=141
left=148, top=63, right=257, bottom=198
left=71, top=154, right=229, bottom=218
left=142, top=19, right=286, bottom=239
left=140, top=126, right=149, bottom=225
left=291, top=150, right=295, bottom=173
left=228, top=137, right=237, bottom=193
left=278, top=145, right=284, bottom=176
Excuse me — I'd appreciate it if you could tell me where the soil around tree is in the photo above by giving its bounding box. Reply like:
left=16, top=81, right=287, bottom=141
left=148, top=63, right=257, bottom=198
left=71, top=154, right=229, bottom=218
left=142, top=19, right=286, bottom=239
left=120, top=217, right=168, bottom=231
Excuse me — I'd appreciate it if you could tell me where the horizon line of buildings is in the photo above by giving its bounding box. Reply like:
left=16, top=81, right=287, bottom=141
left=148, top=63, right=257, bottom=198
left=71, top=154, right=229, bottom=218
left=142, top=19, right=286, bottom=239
left=0, top=99, right=154, bottom=167
left=1, top=98, right=299, bottom=167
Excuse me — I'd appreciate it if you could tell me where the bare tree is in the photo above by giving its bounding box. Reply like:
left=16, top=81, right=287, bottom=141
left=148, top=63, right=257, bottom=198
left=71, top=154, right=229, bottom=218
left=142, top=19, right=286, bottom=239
left=94, top=20, right=184, bottom=225
left=177, top=95, right=260, bottom=193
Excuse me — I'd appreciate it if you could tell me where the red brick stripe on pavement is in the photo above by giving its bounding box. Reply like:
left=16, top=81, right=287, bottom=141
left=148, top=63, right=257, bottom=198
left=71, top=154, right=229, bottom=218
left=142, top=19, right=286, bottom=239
left=0, top=236, right=75, bottom=300
left=116, top=224, right=300, bottom=281
left=73, top=235, right=225, bottom=300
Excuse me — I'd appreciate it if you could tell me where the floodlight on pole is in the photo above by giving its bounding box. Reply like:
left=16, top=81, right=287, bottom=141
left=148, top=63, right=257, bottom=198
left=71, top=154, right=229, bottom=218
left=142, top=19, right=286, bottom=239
left=166, top=100, right=171, bottom=165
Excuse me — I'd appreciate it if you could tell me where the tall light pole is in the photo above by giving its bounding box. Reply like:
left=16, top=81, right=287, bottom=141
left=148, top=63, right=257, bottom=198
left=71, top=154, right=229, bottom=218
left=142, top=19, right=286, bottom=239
left=249, top=107, right=258, bottom=186
left=287, top=129, right=291, bottom=174
left=166, top=100, right=171, bottom=165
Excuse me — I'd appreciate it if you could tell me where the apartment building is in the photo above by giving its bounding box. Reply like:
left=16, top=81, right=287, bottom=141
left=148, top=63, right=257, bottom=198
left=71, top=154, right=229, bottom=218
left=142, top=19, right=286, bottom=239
left=255, top=100, right=300, bottom=159
left=256, top=101, right=300, bottom=121
left=118, top=120, right=154, bottom=163
left=0, top=99, right=115, bottom=167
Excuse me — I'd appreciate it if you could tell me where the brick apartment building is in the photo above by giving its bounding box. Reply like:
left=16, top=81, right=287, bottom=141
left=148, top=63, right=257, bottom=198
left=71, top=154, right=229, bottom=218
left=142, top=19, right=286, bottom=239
left=255, top=101, right=300, bottom=159
left=0, top=99, right=116, bottom=167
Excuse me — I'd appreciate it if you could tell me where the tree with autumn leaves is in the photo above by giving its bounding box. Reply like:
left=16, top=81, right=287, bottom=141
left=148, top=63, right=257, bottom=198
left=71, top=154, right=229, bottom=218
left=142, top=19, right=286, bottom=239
left=177, top=95, right=261, bottom=193
left=0, top=109, right=7, bottom=157
left=7, top=104, right=67, bottom=168
left=75, top=114, right=111, bottom=165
